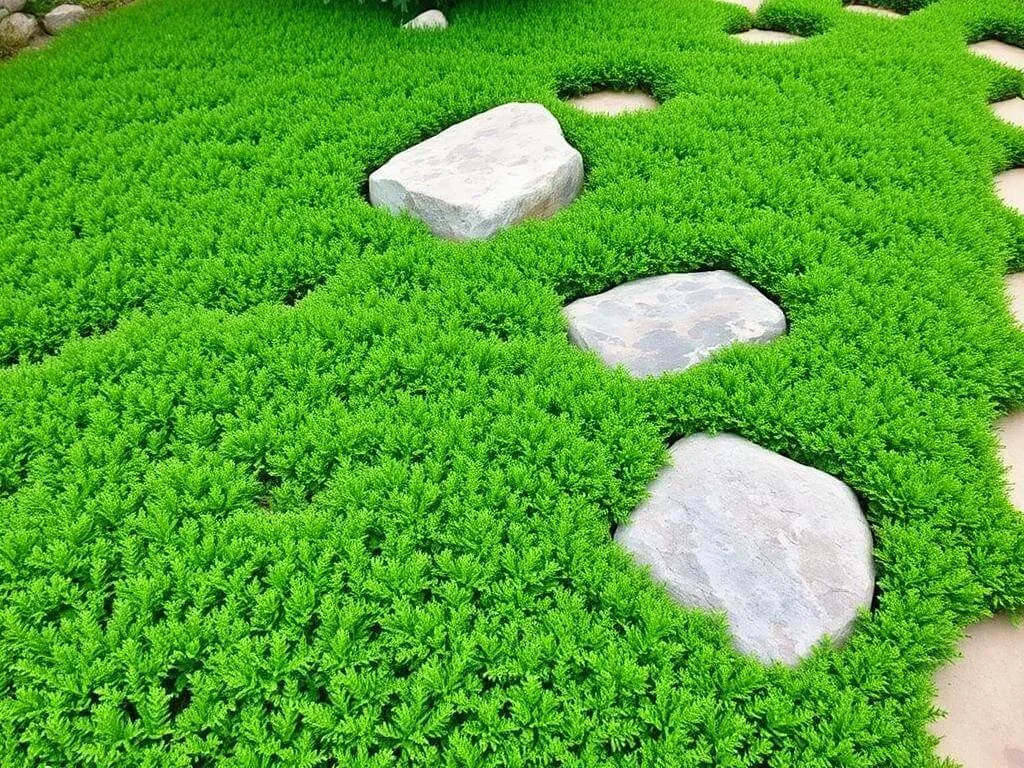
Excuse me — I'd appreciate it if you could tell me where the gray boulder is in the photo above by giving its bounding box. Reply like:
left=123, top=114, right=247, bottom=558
left=403, top=9, right=447, bottom=29
left=0, top=0, right=26, bottom=13
left=615, top=433, right=875, bottom=665
left=563, top=270, right=786, bottom=378
left=0, top=11, right=38, bottom=48
left=43, top=4, right=88, bottom=34
left=369, top=103, right=583, bottom=240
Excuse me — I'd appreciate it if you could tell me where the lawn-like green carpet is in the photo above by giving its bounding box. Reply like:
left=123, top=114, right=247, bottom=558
left=2, top=0, right=1024, bottom=764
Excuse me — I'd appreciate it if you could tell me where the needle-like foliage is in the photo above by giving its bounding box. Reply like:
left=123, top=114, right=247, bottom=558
left=2, top=0, right=1024, bottom=765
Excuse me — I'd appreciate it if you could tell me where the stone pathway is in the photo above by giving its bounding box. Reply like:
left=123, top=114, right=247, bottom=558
left=995, top=169, right=1024, bottom=214
left=567, top=91, right=659, bottom=116
left=997, top=411, right=1024, bottom=512
left=369, top=103, right=583, bottom=240
left=1006, top=273, right=1024, bottom=327
left=969, top=40, right=1024, bottom=72
left=615, top=433, right=875, bottom=665
left=930, top=615, right=1024, bottom=768
left=732, top=29, right=805, bottom=44
left=845, top=4, right=902, bottom=18
left=992, top=98, right=1024, bottom=128
left=562, top=271, right=786, bottom=378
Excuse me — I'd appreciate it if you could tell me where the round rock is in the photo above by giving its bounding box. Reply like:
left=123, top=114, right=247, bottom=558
left=0, top=11, right=38, bottom=48
left=615, top=433, right=875, bottom=665
left=43, top=4, right=88, bottom=35
left=369, top=103, right=583, bottom=241
left=562, top=270, right=786, bottom=378
left=0, top=0, right=26, bottom=13
left=403, top=9, right=447, bottom=30
left=567, top=90, right=659, bottom=116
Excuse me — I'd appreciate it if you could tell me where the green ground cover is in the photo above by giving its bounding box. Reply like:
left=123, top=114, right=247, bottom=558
left=3, top=0, right=1024, bottom=764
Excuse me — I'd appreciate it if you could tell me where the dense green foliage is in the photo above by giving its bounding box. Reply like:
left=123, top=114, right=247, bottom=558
left=2, top=0, right=1024, bottom=764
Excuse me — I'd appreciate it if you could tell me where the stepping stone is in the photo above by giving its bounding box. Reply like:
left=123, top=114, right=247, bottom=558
left=567, top=91, right=659, bottom=116
left=615, top=433, right=875, bottom=665
left=930, top=615, right=1024, bottom=768
left=1006, top=273, right=1024, bottom=327
left=732, top=29, right=805, bottom=44
left=403, top=9, right=447, bottom=30
left=995, top=168, right=1024, bottom=214
left=562, top=271, right=786, bottom=378
left=970, top=40, right=1024, bottom=73
left=369, top=103, right=583, bottom=241
left=992, top=97, right=1024, bottom=129
left=720, top=0, right=762, bottom=11
left=997, top=411, right=1024, bottom=512
left=845, top=3, right=902, bottom=18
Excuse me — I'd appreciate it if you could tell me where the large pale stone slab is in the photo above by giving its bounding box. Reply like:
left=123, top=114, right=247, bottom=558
left=43, top=4, right=87, bottom=35
left=615, top=433, right=875, bottom=665
left=732, top=29, right=805, bottom=44
left=992, top=98, right=1024, bottom=129
left=970, top=40, right=1024, bottom=73
left=403, top=9, right=446, bottom=30
left=995, top=168, right=1024, bottom=214
left=997, top=411, right=1024, bottom=512
left=563, top=271, right=786, bottom=378
left=930, top=615, right=1024, bottom=768
left=846, top=4, right=902, bottom=18
left=369, top=103, right=583, bottom=241
left=567, top=91, right=659, bottom=116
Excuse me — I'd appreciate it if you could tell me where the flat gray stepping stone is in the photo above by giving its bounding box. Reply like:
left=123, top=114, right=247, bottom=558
left=563, top=271, right=786, bottom=378
left=846, top=3, right=902, bottom=18
left=930, top=615, right=1024, bottom=768
left=970, top=40, right=1024, bottom=72
left=403, top=9, right=446, bottom=29
left=732, top=29, right=805, bottom=44
left=567, top=91, right=659, bottom=116
left=997, top=411, right=1024, bottom=512
left=995, top=168, right=1024, bottom=214
left=992, top=98, right=1024, bottom=128
left=369, top=103, right=583, bottom=241
left=615, top=433, right=875, bottom=665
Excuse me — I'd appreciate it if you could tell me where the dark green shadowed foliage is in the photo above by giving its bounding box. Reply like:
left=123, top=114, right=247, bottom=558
left=2, top=0, right=1024, bottom=765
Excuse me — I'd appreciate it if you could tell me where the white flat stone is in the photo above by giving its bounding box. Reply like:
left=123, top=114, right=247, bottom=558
left=970, top=40, right=1024, bottom=72
left=992, top=98, right=1024, bottom=129
left=732, top=29, right=805, bottom=44
left=369, top=103, right=583, bottom=241
left=567, top=91, right=659, bottom=116
left=846, top=4, right=902, bottom=18
left=403, top=9, right=447, bottom=30
left=615, top=433, right=875, bottom=666
left=720, top=0, right=762, bottom=11
left=998, top=411, right=1024, bottom=512
left=563, top=271, right=786, bottom=378
left=931, top=615, right=1024, bottom=768
left=995, top=168, right=1024, bottom=214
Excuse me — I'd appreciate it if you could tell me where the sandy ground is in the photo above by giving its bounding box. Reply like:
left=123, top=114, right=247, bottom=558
left=567, top=91, right=659, bottom=117
left=931, top=615, right=1024, bottom=767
